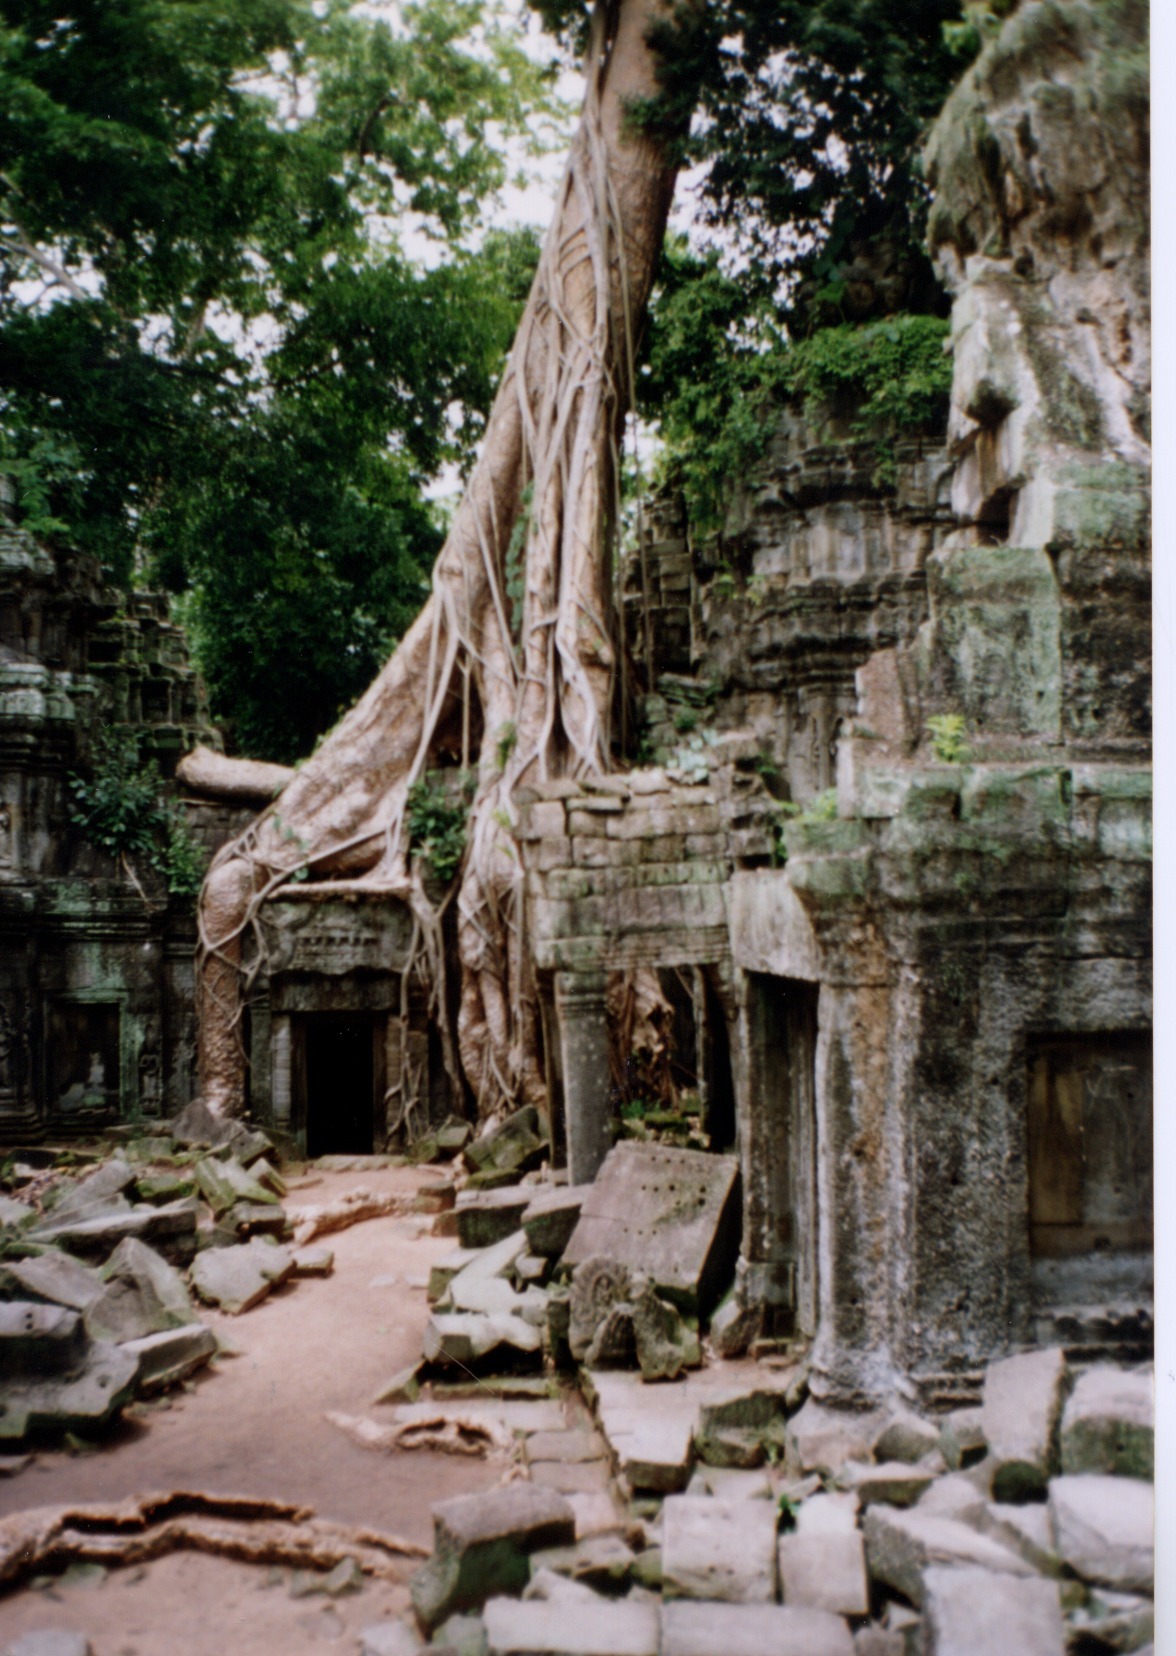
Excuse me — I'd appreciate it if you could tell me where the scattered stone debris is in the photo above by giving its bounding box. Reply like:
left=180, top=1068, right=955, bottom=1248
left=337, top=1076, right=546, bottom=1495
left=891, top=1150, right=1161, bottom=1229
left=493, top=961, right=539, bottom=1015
left=410, top=1485, right=576, bottom=1631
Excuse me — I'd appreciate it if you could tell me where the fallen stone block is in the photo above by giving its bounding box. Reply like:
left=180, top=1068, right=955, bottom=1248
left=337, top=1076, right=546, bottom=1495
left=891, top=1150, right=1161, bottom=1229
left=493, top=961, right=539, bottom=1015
left=134, top=1172, right=196, bottom=1204
left=787, top=1400, right=885, bottom=1476
left=0, top=1301, right=88, bottom=1375
left=0, top=1195, right=36, bottom=1228
left=429, top=1247, right=485, bottom=1305
left=874, top=1407, right=942, bottom=1465
left=410, top=1485, right=575, bottom=1631
left=974, top=1501, right=1061, bottom=1575
left=778, top=1530, right=869, bottom=1617
left=0, top=1330, right=139, bottom=1442
left=433, top=1614, right=489, bottom=1656
left=225, top=1200, right=288, bottom=1239
left=359, top=1621, right=424, bottom=1656
left=529, top=1460, right=610, bottom=1496
left=1066, top=1588, right=1154, bottom=1653
left=456, top=1189, right=533, bottom=1250
left=981, top=1347, right=1069, bottom=1500
left=688, top=1465, right=773, bottom=1500
left=522, top=1186, right=591, bottom=1259
left=121, top=1322, right=217, bottom=1393
left=922, top=1565, right=1066, bottom=1656
left=7, top=1251, right=105, bottom=1313
left=915, top=1471, right=990, bottom=1522
left=526, top=1429, right=606, bottom=1464
left=631, top=1282, right=699, bottom=1381
left=190, top=1237, right=294, bottom=1314
left=3, top=1633, right=94, bottom=1656
left=43, top=1159, right=135, bottom=1223
left=291, top=1245, right=333, bottom=1276
left=422, top=1312, right=543, bottom=1370
left=30, top=1199, right=197, bottom=1256
left=604, top=1408, right=694, bottom=1494
left=660, top=1600, right=854, bottom=1656
left=464, top=1107, right=547, bottom=1180
left=482, top=1594, right=658, bottom=1656
left=838, top=1460, right=936, bottom=1509
left=568, top=1256, right=637, bottom=1365
left=940, top=1405, right=987, bottom=1471
left=1060, top=1364, right=1153, bottom=1480
left=1048, top=1474, right=1153, bottom=1593
left=661, top=1494, right=777, bottom=1603
left=795, top=1491, right=860, bottom=1534
left=862, top=1506, right=1036, bottom=1608
left=563, top=1142, right=740, bottom=1315
left=84, top=1236, right=196, bottom=1344
left=521, top=1565, right=605, bottom=1604
left=194, top=1155, right=277, bottom=1217
left=529, top=1533, right=633, bottom=1590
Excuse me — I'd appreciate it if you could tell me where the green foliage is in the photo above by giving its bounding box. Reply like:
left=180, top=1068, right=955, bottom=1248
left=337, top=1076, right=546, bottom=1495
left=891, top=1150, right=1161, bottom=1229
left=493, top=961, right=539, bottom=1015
left=406, top=774, right=472, bottom=885
left=0, top=0, right=552, bottom=760
left=69, top=728, right=208, bottom=898
left=770, top=788, right=839, bottom=865
left=494, top=721, right=518, bottom=773
left=644, top=251, right=951, bottom=533
left=926, top=713, right=971, bottom=763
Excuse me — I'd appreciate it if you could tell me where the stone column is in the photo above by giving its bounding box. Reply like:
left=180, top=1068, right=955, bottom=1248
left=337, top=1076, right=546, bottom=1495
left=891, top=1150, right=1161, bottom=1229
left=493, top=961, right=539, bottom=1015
left=270, top=1015, right=292, bottom=1131
left=554, top=970, right=612, bottom=1185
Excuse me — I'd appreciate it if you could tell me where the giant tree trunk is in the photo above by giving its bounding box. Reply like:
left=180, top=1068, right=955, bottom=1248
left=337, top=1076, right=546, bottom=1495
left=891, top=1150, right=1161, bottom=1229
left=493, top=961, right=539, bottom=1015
left=196, top=0, right=684, bottom=1118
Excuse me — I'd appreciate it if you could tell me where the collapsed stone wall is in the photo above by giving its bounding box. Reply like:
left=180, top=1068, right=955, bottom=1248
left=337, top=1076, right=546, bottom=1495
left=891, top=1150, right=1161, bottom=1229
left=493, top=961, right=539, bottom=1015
left=0, top=514, right=238, bottom=1138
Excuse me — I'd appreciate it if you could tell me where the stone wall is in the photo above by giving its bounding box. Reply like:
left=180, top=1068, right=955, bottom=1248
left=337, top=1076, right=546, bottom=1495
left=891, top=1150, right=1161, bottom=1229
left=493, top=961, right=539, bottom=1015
left=0, top=516, right=228, bottom=1139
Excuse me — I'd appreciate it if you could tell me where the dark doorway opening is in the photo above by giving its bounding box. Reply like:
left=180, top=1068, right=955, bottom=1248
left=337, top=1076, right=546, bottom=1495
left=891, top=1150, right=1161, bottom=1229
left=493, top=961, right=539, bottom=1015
left=304, top=1014, right=375, bottom=1156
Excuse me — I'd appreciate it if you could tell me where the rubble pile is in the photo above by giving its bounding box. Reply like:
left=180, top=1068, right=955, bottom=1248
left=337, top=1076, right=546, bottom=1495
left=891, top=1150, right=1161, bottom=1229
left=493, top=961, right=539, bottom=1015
left=356, top=1345, right=1153, bottom=1656
left=0, top=1112, right=362, bottom=1443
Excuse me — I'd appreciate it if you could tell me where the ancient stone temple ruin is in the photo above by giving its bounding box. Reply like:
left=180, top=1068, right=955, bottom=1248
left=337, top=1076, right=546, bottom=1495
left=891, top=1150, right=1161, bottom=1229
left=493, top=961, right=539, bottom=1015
left=2, top=2, right=1151, bottom=1417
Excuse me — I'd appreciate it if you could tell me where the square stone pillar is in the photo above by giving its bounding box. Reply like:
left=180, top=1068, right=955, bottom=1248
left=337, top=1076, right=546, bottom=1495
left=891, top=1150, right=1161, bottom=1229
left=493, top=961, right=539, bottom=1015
left=554, top=969, right=611, bottom=1185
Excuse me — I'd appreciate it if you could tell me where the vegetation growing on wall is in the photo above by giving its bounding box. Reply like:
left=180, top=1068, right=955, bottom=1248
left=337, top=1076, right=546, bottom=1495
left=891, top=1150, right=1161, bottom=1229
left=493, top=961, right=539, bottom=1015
left=69, top=730, right=207, bottom=900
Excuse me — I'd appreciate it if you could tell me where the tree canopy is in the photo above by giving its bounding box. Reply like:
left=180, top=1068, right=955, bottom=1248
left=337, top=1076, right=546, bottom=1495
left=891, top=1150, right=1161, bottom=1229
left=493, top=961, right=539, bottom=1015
left=0, top=0, right=549, bottom=759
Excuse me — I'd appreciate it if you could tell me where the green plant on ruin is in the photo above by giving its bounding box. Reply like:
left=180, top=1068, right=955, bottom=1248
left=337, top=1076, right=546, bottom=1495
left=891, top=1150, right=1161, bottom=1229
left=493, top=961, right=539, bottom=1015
left=770, top=788, right=840, bottom=866
left=69, top=728, right=207, bottom=900
left=406, top=774, right=473, bottom=886
left=926, top=713, right=971, bottom=763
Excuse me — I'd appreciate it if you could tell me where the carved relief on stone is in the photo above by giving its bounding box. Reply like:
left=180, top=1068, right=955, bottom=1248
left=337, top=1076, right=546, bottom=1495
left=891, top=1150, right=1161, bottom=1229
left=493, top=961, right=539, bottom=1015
left=0, top=801, right=12, bottom=867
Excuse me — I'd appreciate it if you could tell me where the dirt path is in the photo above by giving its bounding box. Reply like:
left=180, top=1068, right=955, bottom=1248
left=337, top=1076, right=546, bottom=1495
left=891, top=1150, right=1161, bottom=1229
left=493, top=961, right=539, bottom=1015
left=0, top=1163, right=509, bottom=1654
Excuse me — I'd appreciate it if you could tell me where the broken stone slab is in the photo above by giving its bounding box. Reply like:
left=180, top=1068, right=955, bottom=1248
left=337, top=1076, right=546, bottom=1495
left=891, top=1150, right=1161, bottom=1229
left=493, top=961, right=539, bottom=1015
left=194, top=1155, right=278, bottom=1217
left=604, top=1412, right=694, bottom=1495
left=430, top=1247, right=485, bottom=1305
left=1060, top=1364, right=1153, bottom=1480
left=464, top=1107, right=547, bottom=1180
left=915, top=1473, right=989, bottom=1523
left=522, top=1566, right=607, bottom=1604
left=7, top=1250, right=105, bottom=1313
left=1066, top=1588, right=1154, bottom=1653
left=874, top=1407, right=942, bottom=1466
left=940, top=1405, right=987, bottom=1471
left=973, top=1501, right=1061, bottom=1575
left=778, top=1530, right=869, bottom=1617
left=42, top=1158, right=135, bottom=1223
left=190, top=1237, right=294, bottom=1314
left=922, top=1566, right=1066, bottom=1656
left=1048, top=1474, right=1153, bottom=1593
left=981, top=1346, right=1069, bottom=1501
left=121, top=1322, right=217, bottom=1394
left=359, top=1622, right=425, bottom=1656
left=787, top=1400, right=885, bottom=1476
left=30, top=1199, right=198, bottom=1256
left=456, top=1188, right=533, bottom=1251
left=292, top=1245, right=334, bottom=1277
left=862, top=1506, right=1037, bottom=1608
left=660, top=1494, right=777, bottom=1604
left=410, top=1484, right=575, bottom=1631
left=631, top=1283, right=699, bottom=1382
left=563, top=1142, right=740, bottom=1315
left=482, top=1594, right=658, bottom=1656
left=134, top=1172, right=196, bottom=1204
left=423, top=1312, right=543, bottom=1370
left=795, top=1491, right=860, bottom=1534
left=84, top=1236, right=197, bottom=1344
left=0, top=1301, right=88, bottom=1375
left=446, top=1232, right=546, bottom=1326
left=688, top=1465, right=773, bottom=1501
left=522, top=1186, right=591, bottom=1259
left=837, top=1460, right=937, bottom=1509
left=514, top=1252, right=547, bottom=1286
left=3, top=1634, right=94, bottom=1656
left=660, top=1601, right=855, bottom=1656
left=0, top=1194, right=35, bottom=1228
left=0, top=1333, right=139, bottom=1442
left=225, top=1200, right=289, bottom=1238
left=528, top=1533, right=633, bottom=1591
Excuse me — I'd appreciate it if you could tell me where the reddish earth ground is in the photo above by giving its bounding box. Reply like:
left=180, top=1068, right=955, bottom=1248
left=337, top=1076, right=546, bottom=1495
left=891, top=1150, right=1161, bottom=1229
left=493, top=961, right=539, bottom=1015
left=0, top=1163, right=506, bottom=1654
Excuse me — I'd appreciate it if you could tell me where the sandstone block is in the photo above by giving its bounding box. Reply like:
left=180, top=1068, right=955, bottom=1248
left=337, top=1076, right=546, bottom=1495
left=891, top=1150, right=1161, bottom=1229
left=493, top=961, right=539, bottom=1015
left=839, top=1460, right=936, bottom=1509
left=922, top=1565, right=1066, bottom=1656
left=661, top=1494, right=777, bottom=1603
left=359, top=1621, right=424, bottom=1656
left=1060, top=1364, right=1153, bottom=1480
left=940, top=1405, right=986, bottom=1471
left=875, top=1407, right=942, bottom=1465
left=862, top=1507, right=1036, bottom=1608
left=482, top=1595, right=658, bottom=1656
left=981, top=1347, right=1068, bottom=1500
left=410, top=1486, right=576, bottom=1631
left=121, top=1322, right=217, bottom=1393
left=1048, top=1474, right=1153, bottom=1593
left=7, top=1251, right=104, bottom=1313
left=787, top=1400, right=885, bottom=1475
left=85, top=1236, right=196, bottom=1344
left=189, top=1237, right=293, bottom=1314
left=456, top=1188, right=533, bottom=1250
left=796, top=1491, right=860, bottom=1535
left=660, top=1601, right=854, bottom=1656
left=423, top=1312, right=542, bottom=1370
left=778, top=1530, right=869, bottom=1617
left=522, top=1186, right=590, bottom=1258
left=975, top=1502, right=1060, bottom=1575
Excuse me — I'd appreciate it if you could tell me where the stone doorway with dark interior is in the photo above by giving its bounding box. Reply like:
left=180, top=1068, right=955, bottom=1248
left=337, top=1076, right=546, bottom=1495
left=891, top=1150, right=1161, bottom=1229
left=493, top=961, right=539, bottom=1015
left=291, top=1011, right=384, bottom=1157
